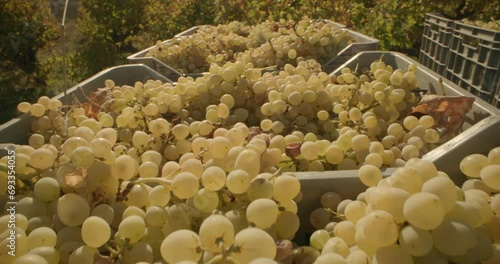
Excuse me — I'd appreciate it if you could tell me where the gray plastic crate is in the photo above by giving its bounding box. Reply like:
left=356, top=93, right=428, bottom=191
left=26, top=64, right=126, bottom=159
left=423, top=115, right=500, bottom=185
left=127, top=39, right=192, bottom=82
left=321, top=29, right=380, bottom=73
left=444, top=21, right=500, bottom=106
left=129, top=24, right=378, bottom=79
left=0, top=64, right=172, bottom=145
left=295, top=115, right=500, bottom=245
left=290, top=51, right=500, bottom=245
left=328, top=51, right=500, bottom=130
left=418, top=13, right=454, bottom=76
left=174, top=25, right=213, bottom=38
left=294, top=168, right=396, bottom=245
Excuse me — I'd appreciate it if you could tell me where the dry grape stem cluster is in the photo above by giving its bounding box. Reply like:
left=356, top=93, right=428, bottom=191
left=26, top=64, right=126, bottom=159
left=0, top=54, right=477, bottom=264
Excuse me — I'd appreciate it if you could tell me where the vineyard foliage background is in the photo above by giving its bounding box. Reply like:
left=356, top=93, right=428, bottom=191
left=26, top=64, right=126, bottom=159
left=0, top=0, right=499, bottom=124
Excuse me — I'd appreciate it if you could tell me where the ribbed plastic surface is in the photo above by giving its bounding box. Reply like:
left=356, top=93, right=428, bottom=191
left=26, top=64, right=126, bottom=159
left=418, top=13, right=454, bottom=76
left=445, top=21, right=500, bottom=106
left=0, top=64, right=172, bottom=145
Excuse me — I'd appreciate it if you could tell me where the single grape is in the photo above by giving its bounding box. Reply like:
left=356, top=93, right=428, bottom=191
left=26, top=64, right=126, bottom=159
left=344, top=201, right=367, bottom=224
left=372, top=244, right=413, bottom=264
left=432, top=220, right=476, bottom=256
left=403, top=192, right=444, bottom=230
left=33, top=177, right=60, bottom=202
left=81, top=216, right=111, bottom=248
left=358, top=164, right=382, bottom=187
left=111, top=155, right=139, bottom=180
left=460, top=154, right=489, bottom=178
left=91, top=204, right=114, bottom=225
left=226, top=169, right=251, bottom=194
left=310, top=229, right=331, bottom=250
left=362, top=210, right=399, bottom=247
left=161, top=230, right=202, bottom=263
left=275, top=211, right=300, bottom=239
left=28, top=246, right=60, bottom=264
left=70, top=146, right=95, bottom=167
left=273, top=175, right=301, bottom=202
left=480, top=165, right=500, bottom=190
left=118, top=215, right=145, bottom=243
left=398, top=224, right=433, bottom=256
left=247, top=177, right=274, bottom=201
left=27, top=227, right=57, bottom=250
left=320, top=192, right=342, bottom=210
left=68, top=245, right=98, bottom=264
left=29, top=148, right=55, bottom=170
left=199, top=215, right=235, bottom=253
left=148, top=185, right=171, bottom=207
left=246, top=198, right=278, bottom=229
left=321, top=237, right=350, bottom=258
left=231, top=228, right=277, bottom=263
left=17, top=102, right=31, bottom=113
left=58, top=193, right=90, bottom=227
left=192, top=188, right=219, bottom=213
left=333, top=220, right=356, bottom=246
left=422, top=176, right=457, bottom=213
left=123, top=241, right=154, bottom=264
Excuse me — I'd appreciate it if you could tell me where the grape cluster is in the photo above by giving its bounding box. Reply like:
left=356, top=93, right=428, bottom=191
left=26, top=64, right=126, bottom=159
left=148, top=21, right=251, bottom=74
left=234, top=19, right=353, bottom=69
left=461, top=19, right=500, bottom=30
left=0, top=55, right=476, bottom=263
left=147, top=18, right=353, bottom=74
left=304, top=148, right=500, bottom=263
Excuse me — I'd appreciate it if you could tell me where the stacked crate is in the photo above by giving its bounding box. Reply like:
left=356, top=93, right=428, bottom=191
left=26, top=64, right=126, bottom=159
left=419, top=13, right=500, bottom=108
left=418, top=13, right=454, bottom=77
left=445, top=21, right=500, bottom=106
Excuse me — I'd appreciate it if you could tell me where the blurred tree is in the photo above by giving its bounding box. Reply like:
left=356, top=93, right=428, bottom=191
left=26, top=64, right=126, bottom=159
left=71, top=0, right=149, bottom=78
left=0, top=0, right=59, bottom=123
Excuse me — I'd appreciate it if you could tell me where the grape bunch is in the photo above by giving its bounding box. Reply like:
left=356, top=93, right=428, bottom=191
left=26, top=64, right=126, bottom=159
left=0, top=54, right=477, bottom=263
left=461, top=18, right=500, bottom=30
left=147, top=18, right=353, bottom=74
left=1, top=89, right=305, bottom=263
left=234, top=19, right=353, bottom=69
left=301, top=148, right=500, bottom=264
left=148, top=21, right=251, bottom=74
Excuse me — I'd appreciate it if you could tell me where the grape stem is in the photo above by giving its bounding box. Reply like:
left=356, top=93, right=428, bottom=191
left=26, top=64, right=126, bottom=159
left=361, top=101, right=380, bottom=113
left=325, top=207, right=345, bottom=220
left=134, top=177, right=173, bottom=186
left=116, top=177, right=173, bottom=202
left=105, top=238, right=130, bottom=263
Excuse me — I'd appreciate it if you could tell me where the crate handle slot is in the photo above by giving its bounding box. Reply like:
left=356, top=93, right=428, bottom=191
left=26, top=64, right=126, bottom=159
left=430, top=24, right=440, bottom=33
left=461, top=35, right=480, bottom=49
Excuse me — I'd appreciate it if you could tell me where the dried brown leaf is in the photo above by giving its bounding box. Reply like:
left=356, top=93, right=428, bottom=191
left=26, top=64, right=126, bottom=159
left=411, top=95, right=475, bottom=136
